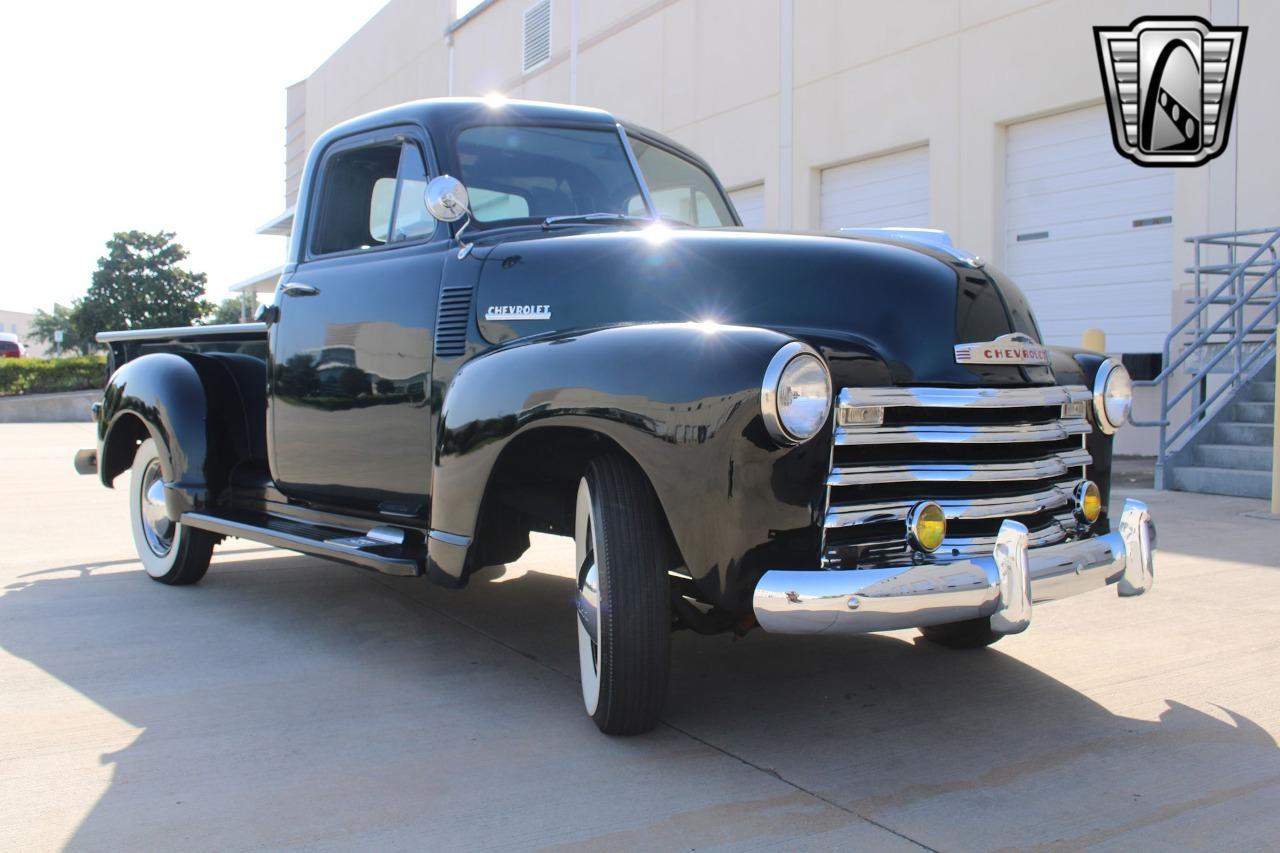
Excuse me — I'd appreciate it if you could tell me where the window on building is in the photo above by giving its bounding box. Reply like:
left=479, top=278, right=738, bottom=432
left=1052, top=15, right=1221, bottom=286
left=312, top=140, right=436, bottom=255
left=627, top=139, right=735, bottom=227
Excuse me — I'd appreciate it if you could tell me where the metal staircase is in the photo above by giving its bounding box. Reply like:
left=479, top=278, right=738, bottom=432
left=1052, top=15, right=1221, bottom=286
left=1133, top=227, right=1279, bottom=499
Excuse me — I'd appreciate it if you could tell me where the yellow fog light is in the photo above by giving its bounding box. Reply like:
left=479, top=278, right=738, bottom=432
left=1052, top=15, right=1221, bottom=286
left=1073, top=480, right=1102, bottom=525
left=907, top=501, right=947, bottom=553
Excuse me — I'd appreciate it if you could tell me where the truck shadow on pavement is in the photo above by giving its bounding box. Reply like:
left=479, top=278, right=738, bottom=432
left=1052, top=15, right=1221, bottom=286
left=3, top=552, right=1278, bottom=850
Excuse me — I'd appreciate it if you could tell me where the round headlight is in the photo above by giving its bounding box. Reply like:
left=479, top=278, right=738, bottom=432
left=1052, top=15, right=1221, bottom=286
left=907, top=501, right=947, bottom=553
left=762, top=343, right=832, bottom=444
left=1093, top=360, right=1132, bottom=434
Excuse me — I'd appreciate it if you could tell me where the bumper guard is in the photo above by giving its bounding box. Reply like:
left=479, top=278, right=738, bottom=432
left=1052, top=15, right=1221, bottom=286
left=753, top=499, right=1154, bottom=635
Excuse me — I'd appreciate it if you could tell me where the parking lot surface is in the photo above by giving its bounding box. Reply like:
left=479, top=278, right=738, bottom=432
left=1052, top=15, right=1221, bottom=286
left=2, top=423, right=1278, bottom=851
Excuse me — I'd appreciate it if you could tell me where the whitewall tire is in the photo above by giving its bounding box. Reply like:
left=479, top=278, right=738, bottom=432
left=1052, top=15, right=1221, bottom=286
left=129, top=438, right=215, bottom=585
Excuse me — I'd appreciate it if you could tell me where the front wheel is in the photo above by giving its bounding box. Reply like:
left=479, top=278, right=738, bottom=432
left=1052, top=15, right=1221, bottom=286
left=129, top=439, right=215, bottom=585
left=575, top=454, right=671, bottom=735
left=918, top=617, right=1003, bottom=649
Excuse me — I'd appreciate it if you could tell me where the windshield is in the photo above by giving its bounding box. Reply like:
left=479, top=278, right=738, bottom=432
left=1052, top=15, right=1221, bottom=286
left=453, top=124, right=734, bottom=229
left=456, top=125, right=645, bottom=227
left=627, top=139, right=735, bottom=226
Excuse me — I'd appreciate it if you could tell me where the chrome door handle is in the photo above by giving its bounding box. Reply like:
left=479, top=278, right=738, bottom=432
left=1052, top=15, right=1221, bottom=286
left=282, top=282, right=320, bottom=297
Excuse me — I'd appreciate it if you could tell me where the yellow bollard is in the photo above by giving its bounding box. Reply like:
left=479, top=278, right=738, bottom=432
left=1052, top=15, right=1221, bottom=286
left=1082, top=328, right=1106, bottom=353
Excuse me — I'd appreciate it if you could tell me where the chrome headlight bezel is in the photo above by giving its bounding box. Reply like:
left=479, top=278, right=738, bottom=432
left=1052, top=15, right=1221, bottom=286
left=761, top=342, right=832, bottom=445
left=906, top=500, right=947, bottom=554
left=1092, top=359, right=1132, bottom=435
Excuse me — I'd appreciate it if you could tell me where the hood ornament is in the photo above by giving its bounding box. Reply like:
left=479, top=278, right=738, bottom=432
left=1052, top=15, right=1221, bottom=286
left=954, top=333, right=1050, bottom=366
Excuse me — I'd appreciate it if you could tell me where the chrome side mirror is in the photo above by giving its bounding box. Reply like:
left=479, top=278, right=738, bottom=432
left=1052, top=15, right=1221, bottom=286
left=424, top=175, right=471, bottom=222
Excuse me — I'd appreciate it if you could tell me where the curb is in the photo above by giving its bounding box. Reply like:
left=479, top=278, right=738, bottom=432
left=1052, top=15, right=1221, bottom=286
left=0, top=389, right=100, bottom=423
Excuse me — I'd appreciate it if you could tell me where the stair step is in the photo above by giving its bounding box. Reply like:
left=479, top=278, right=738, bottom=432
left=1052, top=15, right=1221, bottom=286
left=1215, top=421, right=1275, bottom=444
left=1194, top=443, right=1275, bottom=470
left=1169, top=466, right=1273, bottom=499
left=1233, top=400, right=1276, bottom=423
left=1247, top=381, right=1276, bottom=402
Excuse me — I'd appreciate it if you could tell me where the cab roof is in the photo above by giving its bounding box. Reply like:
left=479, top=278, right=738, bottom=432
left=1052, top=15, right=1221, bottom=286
left=312, top=97, right=713, bottom=176
left=320, top=97, right=618, bottom=146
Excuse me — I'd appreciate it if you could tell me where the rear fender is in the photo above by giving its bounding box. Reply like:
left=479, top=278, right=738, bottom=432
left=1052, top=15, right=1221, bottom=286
left=97, top=352, right=266, bottom=519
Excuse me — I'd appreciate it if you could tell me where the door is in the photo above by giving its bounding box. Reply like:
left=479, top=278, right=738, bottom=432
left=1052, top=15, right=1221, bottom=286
left=729, top=183, right=765, bottom=229
left=819, top=146, right=930, bottom=230
left=1004, top=105, right=1173, bottom=353
left=269, top=128, right=447, bottom=517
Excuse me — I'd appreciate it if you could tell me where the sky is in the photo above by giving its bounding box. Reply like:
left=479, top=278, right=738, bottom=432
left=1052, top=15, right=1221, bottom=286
left=0, top=0, right=391, bottom=315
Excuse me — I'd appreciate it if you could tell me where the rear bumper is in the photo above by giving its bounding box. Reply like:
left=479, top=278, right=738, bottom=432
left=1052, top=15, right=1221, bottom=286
left=753, top=499, right=1154, bottom=635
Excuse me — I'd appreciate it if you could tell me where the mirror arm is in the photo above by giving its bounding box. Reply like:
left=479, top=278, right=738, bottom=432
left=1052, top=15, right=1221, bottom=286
left=455, top=213, right=475, bottom=259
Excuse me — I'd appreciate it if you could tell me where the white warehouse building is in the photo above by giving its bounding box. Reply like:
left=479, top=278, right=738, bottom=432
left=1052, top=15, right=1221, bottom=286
left=241, top=0, right=1280, bottom=474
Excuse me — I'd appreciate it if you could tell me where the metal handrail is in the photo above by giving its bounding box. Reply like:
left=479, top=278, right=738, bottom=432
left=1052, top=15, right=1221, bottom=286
left=1131, top=227, right=1280, bottom=489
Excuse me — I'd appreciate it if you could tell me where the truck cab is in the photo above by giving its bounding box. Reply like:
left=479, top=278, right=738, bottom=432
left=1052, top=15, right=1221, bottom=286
left=78, top=98, right=1154, bottom=735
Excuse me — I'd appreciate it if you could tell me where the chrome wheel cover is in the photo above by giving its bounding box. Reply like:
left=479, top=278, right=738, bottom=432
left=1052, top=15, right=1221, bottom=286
left=138, top=458, right=175, bottom=557
left=575, top=478, right=602, bottom=716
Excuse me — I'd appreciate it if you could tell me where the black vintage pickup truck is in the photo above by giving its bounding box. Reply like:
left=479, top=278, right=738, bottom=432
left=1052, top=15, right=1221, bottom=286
left=77, top=98, right=1153, bottom=734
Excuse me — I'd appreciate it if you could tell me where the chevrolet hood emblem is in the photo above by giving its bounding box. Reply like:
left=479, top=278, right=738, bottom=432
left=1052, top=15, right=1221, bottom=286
left=954, top=333, right=1050, bottom=366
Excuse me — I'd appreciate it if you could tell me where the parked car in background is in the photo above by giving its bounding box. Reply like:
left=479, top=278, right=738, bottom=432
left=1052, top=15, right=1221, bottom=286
left=0, top=333, right=25, bottom=358
left=75, top=98, right=1154, bottom=735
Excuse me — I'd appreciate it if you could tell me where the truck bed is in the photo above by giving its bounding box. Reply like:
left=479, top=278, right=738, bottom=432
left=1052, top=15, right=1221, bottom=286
left=97, top=323, right=269, bottom=371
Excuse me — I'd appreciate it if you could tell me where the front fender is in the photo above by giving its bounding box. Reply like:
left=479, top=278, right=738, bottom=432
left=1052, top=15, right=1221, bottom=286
left=430, top=323, right=831, bottom=608
left=1050, top=345, right=1116, bottom=524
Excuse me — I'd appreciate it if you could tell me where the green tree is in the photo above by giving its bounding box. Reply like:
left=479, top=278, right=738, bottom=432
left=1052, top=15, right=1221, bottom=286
left=80, top=231, right=213, bottom=335
left=207, top=296, right=248, bottom=325
left=30, top=303, right=95, bottom=356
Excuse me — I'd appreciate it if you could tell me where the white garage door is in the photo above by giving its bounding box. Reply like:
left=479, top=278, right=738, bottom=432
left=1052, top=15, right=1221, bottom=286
left=820, top=146, right=929, bottom=230
left=1004, top=106, right=1173, bottom=353
left=729, top=184, right=765, bottom=229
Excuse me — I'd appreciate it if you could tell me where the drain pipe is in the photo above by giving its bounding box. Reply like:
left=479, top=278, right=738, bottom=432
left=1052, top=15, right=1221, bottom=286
left=778, top=0, right=794, bottom=229
left=569, top=0, right=579, bottom=104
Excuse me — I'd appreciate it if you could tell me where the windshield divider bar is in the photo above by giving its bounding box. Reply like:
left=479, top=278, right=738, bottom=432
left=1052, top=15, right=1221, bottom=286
left=617, top=124, right=658, bottom=221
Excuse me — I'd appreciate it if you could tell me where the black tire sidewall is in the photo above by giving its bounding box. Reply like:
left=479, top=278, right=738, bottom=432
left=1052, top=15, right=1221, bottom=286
left=581, top=454, right=670, bottom=734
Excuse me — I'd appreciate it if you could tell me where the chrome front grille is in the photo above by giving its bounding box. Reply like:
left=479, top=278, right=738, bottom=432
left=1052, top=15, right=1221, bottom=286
left=822, top=385, right=1094, bottom=568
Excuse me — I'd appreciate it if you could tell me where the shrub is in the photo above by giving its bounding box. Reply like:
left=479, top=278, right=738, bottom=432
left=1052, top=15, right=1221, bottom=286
left=0, top=356, right=108, bottom=396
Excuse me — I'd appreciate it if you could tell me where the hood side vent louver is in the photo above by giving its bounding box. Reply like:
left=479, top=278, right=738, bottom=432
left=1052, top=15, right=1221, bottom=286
left=435, top=285, right=472, bottom=358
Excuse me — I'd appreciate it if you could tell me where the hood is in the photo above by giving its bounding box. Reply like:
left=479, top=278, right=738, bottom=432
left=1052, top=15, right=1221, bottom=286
left=472, top=227, right=1055, bottom=388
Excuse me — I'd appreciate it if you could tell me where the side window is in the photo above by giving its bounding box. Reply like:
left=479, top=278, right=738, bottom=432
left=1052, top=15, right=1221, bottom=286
left=311, top=139, right=437, bottom=255
left=390, top=143, right=436, bottom=243
left=627, top=139, right=735, bottom=227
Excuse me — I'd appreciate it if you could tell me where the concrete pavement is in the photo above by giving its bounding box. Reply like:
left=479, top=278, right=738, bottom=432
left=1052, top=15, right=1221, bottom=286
left=1, top=423, right=1278, bottom=851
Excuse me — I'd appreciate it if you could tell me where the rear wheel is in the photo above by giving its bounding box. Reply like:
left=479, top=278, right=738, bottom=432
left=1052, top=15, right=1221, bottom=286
left=919, top=617, right=1002, bottom=649
left=575, top=453, right=670, bottom=735
left=129, top=439, right=215, bottom=585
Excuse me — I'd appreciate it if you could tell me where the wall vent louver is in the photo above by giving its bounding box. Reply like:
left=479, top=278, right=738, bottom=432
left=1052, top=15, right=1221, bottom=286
left=522, top=0, right=552, bottom=73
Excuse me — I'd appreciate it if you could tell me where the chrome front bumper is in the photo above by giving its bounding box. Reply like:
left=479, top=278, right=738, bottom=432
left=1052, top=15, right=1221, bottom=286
left=753, top=499, right=1154, bottom=635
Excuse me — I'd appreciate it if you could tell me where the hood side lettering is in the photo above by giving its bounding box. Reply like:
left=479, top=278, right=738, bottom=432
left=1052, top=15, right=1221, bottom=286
left=485, top=305, right=552, bottom=321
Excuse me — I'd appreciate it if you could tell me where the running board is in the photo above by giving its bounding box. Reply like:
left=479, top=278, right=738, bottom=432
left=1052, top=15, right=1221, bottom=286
left=181, top=511, right=424, bottom=577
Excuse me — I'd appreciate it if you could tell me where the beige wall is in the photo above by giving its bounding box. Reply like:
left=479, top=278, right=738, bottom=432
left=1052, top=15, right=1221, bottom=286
left=282, top=0, right=1280, bottom=455
left=285, top=0, right=1274, bottom=239
left=290, top=0, right=1278, bottom=236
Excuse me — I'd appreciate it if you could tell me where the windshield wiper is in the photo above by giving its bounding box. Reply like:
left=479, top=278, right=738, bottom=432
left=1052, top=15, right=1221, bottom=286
left=541, top=212, right=655, bottom=229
